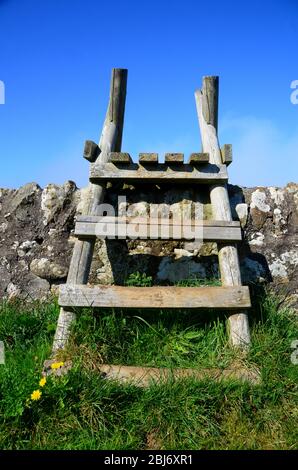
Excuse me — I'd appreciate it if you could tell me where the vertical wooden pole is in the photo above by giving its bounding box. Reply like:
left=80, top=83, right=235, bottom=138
left=52, top=69, right=128, bottom=353
left=195, top=76, right=250, bottom=349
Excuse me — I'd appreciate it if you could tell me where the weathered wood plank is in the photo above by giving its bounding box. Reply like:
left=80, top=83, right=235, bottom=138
left=59, top=285, right=251, bottom=309
left=139, top=153, right=158, bottom=164
left=90, top=162, right=228, bottom=183
left=165, top=153, right=184, bottom=164
left=83, top=140, right=100, bottom=162
left=53, top=68, right=128, bottom=353
left=188, top=153, right=209, bottom=164
left=221, top=144, right=232, bottom=166
left=109, top=152, right=132, bottom=163
left=98, top=364, right=261, bottom=386
left=76, top=215, right=241, bottom=227
left=195, top=76, right=251, bottom=349
left=74, top=219, right=242, bottom=241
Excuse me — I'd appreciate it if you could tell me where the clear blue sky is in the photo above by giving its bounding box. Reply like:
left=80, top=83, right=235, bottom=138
left=0, top=0, right=297, bottom=188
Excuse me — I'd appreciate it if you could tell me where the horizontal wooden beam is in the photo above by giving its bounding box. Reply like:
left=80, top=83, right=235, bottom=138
left=189, top=153, right=209, bottom=164
left=221, top=144, right=232, bottom=166
left=165, top=153, right=184, bottom=164
left=83, top=140, right=100, bottom=162
left=98, top=364, right=261, bottom=386
left=139, top=153, right=158, bottom=164
left=74, top=217, right=242, bottom=241
left=59, top=285, right=251, bottom=309
left=90, top=162, right=228, bottom=183
left=108, top=152, right=132, bottom=163
left=76, top=216, right=241, bottom=227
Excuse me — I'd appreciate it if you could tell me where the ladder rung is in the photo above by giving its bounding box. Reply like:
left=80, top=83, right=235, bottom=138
left=90, top=162, right=228, bottom=183
left=77, top=216, right=240, bottom=227
left=74, top=217, right=242, bottom=241
left=59, top=285, right=251, bottom=309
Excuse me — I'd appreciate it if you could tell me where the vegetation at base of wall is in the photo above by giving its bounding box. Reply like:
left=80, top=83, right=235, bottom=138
left=0, top=287, right=297, bottom=450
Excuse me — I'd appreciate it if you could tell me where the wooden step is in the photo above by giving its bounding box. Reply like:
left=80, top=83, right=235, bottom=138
left=74, top=216, right=242, bottom=241
left=98, top=364, right=261, bottom=386
left=59, top=285, right=251, bottom=309
left=90, top=162, right=228, bottom=183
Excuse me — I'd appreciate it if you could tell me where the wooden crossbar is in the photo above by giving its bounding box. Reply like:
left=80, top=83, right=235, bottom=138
left=74, top=216, right=242, bottom=241
left=59, top=285, right=251, bottom=309
left=90, top=162, right=228, bottom=183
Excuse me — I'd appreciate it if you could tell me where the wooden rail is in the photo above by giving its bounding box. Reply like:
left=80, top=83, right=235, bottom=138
left=59, top=285, right=251, bottom=309
left=90, top=162, right=228, bottom=183
left=74, top=216, right=242, bottom=241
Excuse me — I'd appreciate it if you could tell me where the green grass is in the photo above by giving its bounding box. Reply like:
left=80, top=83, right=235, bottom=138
left=0, top=289, right=297, bottom=450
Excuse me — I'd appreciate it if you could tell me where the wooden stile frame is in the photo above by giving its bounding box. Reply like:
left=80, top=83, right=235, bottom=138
left=52, top=70, right=251, bottom=358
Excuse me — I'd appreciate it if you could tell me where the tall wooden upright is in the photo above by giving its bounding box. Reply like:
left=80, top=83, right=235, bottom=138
left=195, top=76, right=250, bottom=348
left=52, top=69, right=127, bottom=352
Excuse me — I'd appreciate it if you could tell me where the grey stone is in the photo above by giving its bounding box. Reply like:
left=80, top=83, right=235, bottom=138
left=30, top=258, right=68, bottom=280
left=10, top=183, right=41, bottom=213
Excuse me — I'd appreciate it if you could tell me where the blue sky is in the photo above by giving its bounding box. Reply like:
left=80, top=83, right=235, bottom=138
left=0, top=0, right=297, bottom=188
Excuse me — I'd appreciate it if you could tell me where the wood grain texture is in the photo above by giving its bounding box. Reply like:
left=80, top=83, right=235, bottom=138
left=90, top=162, right=228, bottom=183
left=221, top=144, right=232, bottom=166
left=189, top=153, right=209, bottom=164
left=74, top=218, right=242, bottom=241
left=53, top=69, right=128, bottom=353
left=83, top=140, right=100, bottom=162
left=59, top=285, right=251, bottom=309
left=98, top=364, right=261, bottom=386
left=108, top=152, right=132, bottom=163
left=195, top=76, right=251, bottom=349
left=165, top=153, right=184, bottom=164
left=76, top=216, right=241, bottom=227
left=139, top=153, right=158, bottom=164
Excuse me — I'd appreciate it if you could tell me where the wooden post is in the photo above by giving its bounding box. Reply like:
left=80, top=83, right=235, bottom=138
left=52, top=68, right=128, bottom=353
left=195, top=76, right=251, bottom=349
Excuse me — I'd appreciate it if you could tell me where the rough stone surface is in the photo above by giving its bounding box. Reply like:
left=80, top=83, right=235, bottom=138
left=30, top=258, right=68, bottom=280
left=0, top=181, right=297, bottom=310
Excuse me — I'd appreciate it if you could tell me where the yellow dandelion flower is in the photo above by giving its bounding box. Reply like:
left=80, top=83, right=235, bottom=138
left=51, top=361, right=64, bottom=369
left=39, top=377, right=46, bottom=387
left=31, top=390, right=42, bottom=401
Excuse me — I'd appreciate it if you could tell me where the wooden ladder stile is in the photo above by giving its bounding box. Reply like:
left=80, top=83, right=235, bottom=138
left=51, top=69, right=253, bottom=384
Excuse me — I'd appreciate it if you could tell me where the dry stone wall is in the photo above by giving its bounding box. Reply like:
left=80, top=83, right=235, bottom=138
left=0, top=181, right=297, bottom=309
